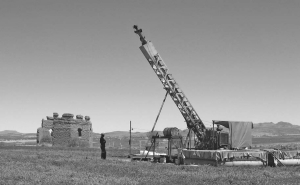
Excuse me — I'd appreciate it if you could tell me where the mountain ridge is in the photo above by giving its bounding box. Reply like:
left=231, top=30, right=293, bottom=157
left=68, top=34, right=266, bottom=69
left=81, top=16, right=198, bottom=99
left=0, top=130, right=22, bottom=135
left=1, top=121, right=299, bottom=138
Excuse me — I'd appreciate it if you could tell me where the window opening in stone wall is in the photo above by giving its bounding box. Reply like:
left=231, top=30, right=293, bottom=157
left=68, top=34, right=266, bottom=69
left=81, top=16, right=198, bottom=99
left=78, top=128, right=82, bottom=137
left=49, top=129, right=53, bottom=137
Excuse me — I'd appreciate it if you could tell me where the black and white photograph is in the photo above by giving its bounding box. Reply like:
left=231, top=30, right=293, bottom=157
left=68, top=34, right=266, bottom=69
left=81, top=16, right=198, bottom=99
left=1, top=0, right=300, bottom=184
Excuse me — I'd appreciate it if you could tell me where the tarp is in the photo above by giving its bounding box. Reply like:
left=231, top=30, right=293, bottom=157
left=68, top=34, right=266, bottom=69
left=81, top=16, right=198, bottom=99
left=264, top=149, right=300, bottom=159
left=214, top=121, right=253, bottom=149
left=180, top=149, right=267, bottom=162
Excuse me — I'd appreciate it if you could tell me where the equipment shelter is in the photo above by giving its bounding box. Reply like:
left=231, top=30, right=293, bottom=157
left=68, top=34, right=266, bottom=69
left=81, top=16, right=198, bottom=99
left=213, top=121, right=253, bottom=149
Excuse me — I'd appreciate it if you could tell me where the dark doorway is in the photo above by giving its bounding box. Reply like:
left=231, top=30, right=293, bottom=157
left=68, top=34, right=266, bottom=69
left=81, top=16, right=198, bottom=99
left=78, top=128, right=82, bottom=137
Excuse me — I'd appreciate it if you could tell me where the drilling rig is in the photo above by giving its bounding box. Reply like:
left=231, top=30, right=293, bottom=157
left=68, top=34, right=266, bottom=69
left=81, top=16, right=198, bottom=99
left=133, top=25, right=255, bottom=151
left=132, top=26, right=300, bottom=167
left=133, top=25, right=210, bottom=149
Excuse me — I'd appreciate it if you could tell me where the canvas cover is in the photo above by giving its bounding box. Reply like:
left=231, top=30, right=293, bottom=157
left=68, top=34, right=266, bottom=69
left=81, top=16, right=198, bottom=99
left=180, top=149, right=267, bottom=162
left=264, top=149, right=300, bottom=159
left=214, top=121, right=253, bottom=149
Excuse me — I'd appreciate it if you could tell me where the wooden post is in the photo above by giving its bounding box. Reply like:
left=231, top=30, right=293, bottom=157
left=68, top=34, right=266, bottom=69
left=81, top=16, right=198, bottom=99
left=153, top=137, right=156, bottom=160
left=189, top=129, right=192, bottom=149
left=169, top=138, right=171, bottom=157
left=213, top=121, right=215, bottom=150
left=129, top=121, right=132, bottom=156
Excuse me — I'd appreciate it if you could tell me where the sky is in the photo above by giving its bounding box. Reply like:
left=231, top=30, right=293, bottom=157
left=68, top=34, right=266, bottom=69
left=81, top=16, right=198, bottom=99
left=0, top=0, right=299, bottom=133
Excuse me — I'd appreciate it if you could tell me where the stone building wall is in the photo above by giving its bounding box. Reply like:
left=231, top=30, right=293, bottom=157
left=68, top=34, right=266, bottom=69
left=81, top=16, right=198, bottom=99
left=42, top=119, right=53, bottom=129
left=37, top=112, right=93, bottom=147
left=37, top=127, right=52, bottom=144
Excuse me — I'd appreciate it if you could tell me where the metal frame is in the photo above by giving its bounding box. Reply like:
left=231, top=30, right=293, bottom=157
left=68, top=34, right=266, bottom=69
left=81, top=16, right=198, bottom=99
left=133, top=25, right=206, bottom=147
left=150, top=135, right=183, bottom=161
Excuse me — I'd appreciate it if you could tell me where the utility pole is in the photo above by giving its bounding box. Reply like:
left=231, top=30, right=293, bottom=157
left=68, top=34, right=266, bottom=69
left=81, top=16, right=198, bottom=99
left=129, top=121, right=132, bottom=157
left=189, top=129, right=192, bottom=149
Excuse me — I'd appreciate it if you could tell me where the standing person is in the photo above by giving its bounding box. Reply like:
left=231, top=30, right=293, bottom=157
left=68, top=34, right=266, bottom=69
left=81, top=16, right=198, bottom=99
left=100, top=133, right=106, bottom=159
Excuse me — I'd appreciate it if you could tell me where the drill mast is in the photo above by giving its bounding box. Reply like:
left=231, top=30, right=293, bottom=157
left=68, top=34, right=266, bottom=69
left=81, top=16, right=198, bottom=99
left=133, top=25, right=206, bottom=148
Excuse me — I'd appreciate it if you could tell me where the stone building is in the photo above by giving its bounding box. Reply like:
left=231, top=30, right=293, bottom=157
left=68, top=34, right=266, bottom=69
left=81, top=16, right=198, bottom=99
left=37, top=112, right=93, bottom=147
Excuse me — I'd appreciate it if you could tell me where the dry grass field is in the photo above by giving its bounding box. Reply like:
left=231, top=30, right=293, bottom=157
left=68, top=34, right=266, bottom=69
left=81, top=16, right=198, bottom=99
left=1, top=146, right=300, bottom=185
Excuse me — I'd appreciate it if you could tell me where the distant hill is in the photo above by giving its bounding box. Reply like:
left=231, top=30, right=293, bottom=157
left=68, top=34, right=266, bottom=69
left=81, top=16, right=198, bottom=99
left=254, top=121, right=295, bottom=128
left=254, top=122, right=275, bottom=127
left=253, top=122, right=300, bottom=137
left=1, top=121, right=299, bottom=140
left=0, top=130, right=22, bottom=135
left=0, top=130, right=36, bottom=141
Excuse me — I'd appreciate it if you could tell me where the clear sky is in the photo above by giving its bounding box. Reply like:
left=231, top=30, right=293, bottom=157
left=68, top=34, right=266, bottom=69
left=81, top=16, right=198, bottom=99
left=0, top=0, right=299, bottom=133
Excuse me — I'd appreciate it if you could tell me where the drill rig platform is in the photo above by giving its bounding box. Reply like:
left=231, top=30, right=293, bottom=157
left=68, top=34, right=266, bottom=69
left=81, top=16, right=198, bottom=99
left=133, top=25, right=300, bottom=166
